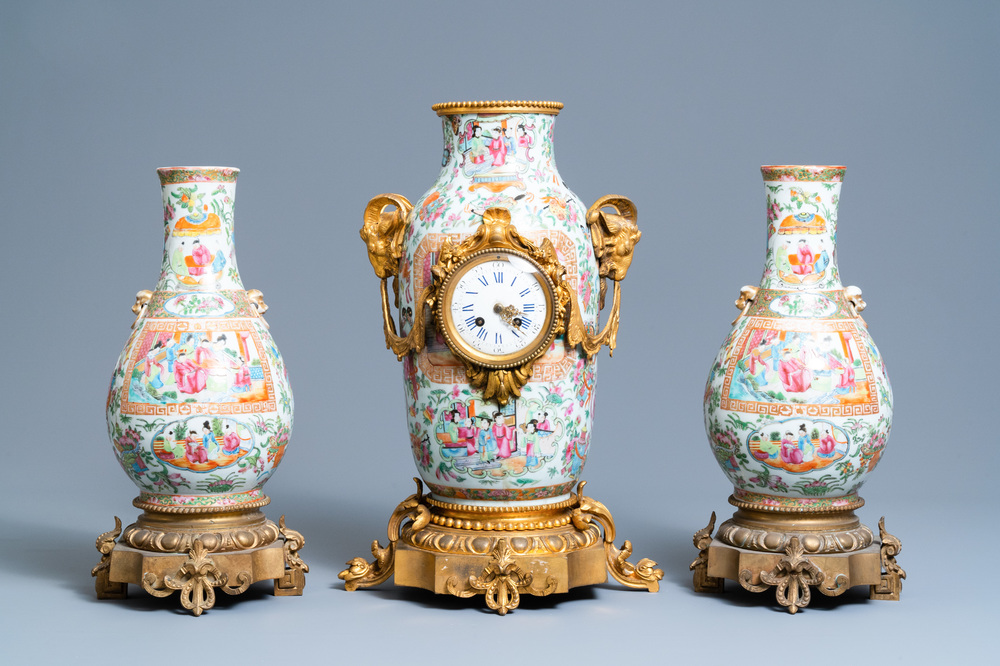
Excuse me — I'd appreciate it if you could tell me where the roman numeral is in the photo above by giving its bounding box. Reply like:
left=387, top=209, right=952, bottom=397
left=476, top=328, right=488, bottom=340
left=495, top=332, right=502, bottom=344
left=478, top=276, right=489, bottom=286
left=519, top=288, right=530, bottom=297
left=523, top=303, right=535, bottom=312
left=465, top=316, right=477, bottom=327
left=462, top=304, right=474, bottom=311
left=520, top=316, right=532, bottom=328
left=510, top=276, right=517, bottom=287
left=494, top=271, right=503, bottom=284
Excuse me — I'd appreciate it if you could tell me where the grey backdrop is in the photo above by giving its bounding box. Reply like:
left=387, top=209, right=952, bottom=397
left=2, top=1, right=996, bottom=662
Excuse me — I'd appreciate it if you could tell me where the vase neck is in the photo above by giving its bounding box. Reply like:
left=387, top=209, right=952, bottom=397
left=438, top=110, right=559, bottom=183
left=760, top=167, right=845, bottom=292
left=156, top=167, right=243, bottom=292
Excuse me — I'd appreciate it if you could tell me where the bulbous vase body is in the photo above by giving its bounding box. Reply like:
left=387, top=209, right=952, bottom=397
left=106, top=167, right=293, bottom=511
left=397, top=102, right=603, bottom=506
left=703, top=166, right=892, bottom=512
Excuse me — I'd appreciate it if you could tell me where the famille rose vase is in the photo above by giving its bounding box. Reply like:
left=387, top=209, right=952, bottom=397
left=106, top=167, right=293, bottom=515
left=361, top=101, right=640, bottom=508
left=703, top=165, right=892, bottom=549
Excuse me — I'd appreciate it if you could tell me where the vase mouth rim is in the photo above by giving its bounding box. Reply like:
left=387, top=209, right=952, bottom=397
left=157, top=166, right=240, bottom=184
left=432, top=100, right=563, bottom=116
left=761, top=165, right=846, bottom=182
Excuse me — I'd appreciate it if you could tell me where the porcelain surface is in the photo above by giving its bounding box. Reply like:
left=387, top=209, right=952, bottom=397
left=106, top=167, right=293, bottom=509
left=397, top=105, right=603, bottom=505
left=703, top=166, right=892, bottom=510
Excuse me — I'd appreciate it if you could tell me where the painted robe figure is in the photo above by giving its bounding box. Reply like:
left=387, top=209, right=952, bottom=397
left=457, top=417, right=478, bottom=456
left=794, top=240, right=814, bottom=275
left=797, top=424, right=815, bottom=462
left=779, top=349, right=812, bottom=393
left=780, top=432, right=802, bottom=465
left=493, top=413, right=515, bottom=459
left=222, top=425, right=241, bottom=455
left=174, top=352, right=207, bottom=394
left=477, top=416, right=497, bottom=462
left=818, top=428, right=837, bottom=457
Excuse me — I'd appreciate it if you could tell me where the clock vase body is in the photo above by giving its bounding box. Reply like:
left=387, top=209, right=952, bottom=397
left=702, top=166, right=893, bottom=553
left=397, top=103, right=602, bottom=507
left=346, top=102, right=660, bottom=611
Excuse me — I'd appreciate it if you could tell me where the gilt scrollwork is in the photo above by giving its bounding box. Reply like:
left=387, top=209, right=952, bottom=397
left=870, top=516, right=905, bottom=600
left=445, top=538, right=557, bottom=615
left=429, top=207, right=574, bottom=404
left=570, top=481, right=662, bottom=592
left=743, top=537, right=825, bottom=614
left=339, top=477, right=432, bottom=590
left=566, top=196, right=641, bottom=358
left=273, top=515, right=308, bottom=594
left=141, top=539, right=249, bottom=616
left=690, top=512, right=724, bottom=593
left=92, top=516, right=128, bottom=598
left=361, top=194, right=431, bottom=360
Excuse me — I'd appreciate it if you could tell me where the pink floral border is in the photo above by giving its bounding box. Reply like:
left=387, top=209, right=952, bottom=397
left=138, top=488, right=263, bottom=508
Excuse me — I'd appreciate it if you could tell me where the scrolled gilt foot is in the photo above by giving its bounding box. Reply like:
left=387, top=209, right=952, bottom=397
left=445, top=539, right=556, bottom=616
left=93, top=517, right=127, bottom=599
left=339, top=478, right=428, bottom=591
left=275, top=515, right=308, bottom=595
left=690, top=512, right=724, bottom=593
left=870, top=517, right=906, bottom=601
left=571, top=481, right=663, bottom=592
left=339, top=542, right=396, bottom=591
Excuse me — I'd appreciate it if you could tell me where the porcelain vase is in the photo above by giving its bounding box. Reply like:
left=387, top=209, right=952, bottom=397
left=106, top=167, right=293, bottom=513
left=378, top=102, right=626, bottom=506
left=704, top=165, right=892, bottom=536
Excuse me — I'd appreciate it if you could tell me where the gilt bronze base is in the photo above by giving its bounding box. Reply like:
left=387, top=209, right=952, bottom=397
left=691, top=503, right=905, bottom=614
left=92, top=501, right=308, bottom=616
left=340, top=479, right=662, bottom=615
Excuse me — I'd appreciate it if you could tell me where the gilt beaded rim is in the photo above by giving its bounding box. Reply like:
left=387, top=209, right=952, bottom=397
left=432, top=100, right=563, bottom=116
left=425, top=495, right=579, bottom=514
left=157, top=166, right=240, bottom=184
left=760, top=165, right=846, bottom=182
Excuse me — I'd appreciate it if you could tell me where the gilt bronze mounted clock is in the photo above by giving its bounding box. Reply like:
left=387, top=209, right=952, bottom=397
left=343, top=101, right=659, bottom=614
left=438, top=249, right=557, bottom=371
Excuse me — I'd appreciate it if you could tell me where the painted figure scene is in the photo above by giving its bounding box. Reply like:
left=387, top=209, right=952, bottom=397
left=128, top=328, right=266, bottom=405
left=163, top=184, right=232, bottom=287
left=728, top=328, right=870, bottom=407
left=453, top=114, right=536, bottom=190
left=435, top=398, right=563, bottom=478
left=151, top=416, right=253, bottom=472
left=747, top=419, right=849, bottom=474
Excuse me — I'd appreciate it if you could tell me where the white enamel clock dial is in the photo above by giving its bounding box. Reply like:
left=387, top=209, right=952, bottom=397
left=440, top=250, right=557, bottom=367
